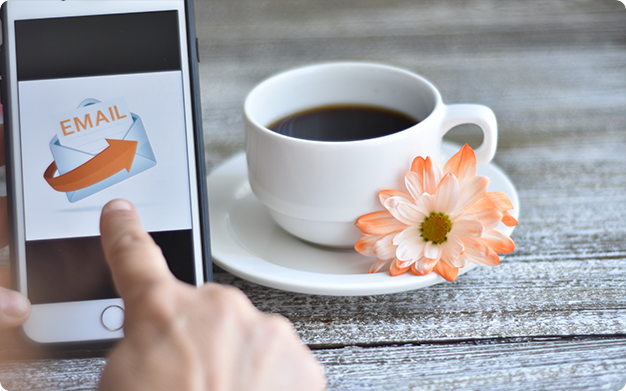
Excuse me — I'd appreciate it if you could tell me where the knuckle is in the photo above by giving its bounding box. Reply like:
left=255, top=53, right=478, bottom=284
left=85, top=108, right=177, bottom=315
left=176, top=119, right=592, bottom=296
left=203, top=284, right=251, bottom=312
left=108, top=230, right=159, bottom=259
left=260, top=313, right=298, bottom=342
left=199, top=284, right=259, bottom=330
left=131, top=283, right=178, bottom=325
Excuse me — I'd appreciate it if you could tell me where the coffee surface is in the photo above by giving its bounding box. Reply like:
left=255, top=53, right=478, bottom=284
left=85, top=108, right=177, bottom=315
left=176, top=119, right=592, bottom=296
left=268, top=105, right=418, bottom=142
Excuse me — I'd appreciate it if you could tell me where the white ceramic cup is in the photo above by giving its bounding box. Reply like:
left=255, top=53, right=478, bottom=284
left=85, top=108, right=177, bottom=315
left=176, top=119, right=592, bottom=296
left=244, top=62, right=497, bottom=247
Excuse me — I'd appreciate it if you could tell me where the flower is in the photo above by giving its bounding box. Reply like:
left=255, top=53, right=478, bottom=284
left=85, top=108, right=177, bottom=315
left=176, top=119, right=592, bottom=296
left=355, top=144, right=517, bottom=281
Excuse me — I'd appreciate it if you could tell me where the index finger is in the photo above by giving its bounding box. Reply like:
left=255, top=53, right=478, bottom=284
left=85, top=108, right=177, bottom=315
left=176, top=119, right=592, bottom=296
left=100, top=199, right=174, bottom=303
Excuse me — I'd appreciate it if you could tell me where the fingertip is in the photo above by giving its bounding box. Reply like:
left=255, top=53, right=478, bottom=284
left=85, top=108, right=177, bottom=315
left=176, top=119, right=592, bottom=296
left=102, top=198, right=134, bottom=215
left=100, top=199, right=139, bottom=236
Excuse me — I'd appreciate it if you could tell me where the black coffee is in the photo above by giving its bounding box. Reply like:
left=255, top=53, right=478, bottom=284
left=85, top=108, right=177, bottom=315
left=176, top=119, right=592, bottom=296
left=268, top=105, right=418, bottom=142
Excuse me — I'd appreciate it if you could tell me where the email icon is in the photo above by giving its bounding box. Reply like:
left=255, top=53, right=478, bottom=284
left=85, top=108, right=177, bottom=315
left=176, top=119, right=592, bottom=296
left=44, top=98, right=157, bottom=203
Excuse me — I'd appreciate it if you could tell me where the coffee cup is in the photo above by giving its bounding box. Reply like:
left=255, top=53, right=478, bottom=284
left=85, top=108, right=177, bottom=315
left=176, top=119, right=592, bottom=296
left=244, top=62, right=497, bottom=247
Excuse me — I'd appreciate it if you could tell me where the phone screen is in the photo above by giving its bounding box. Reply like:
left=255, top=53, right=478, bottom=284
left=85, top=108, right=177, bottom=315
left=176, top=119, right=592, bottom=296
left=13, top=10, right=200, bottom=304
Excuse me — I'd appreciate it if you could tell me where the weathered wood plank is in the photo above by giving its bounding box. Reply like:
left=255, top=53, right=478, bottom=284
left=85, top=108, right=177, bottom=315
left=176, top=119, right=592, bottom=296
left=315, top=337, right=626, bottom=391
left=214, top=256, right=626, bottom=345
left=2, top=337, right=624, bottom=391
left=0, top=357, right=105, bottom=391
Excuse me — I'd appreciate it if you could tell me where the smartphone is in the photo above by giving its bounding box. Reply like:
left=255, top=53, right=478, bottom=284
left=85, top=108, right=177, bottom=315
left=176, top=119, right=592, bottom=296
left=0, top=0, right=211, bottom=344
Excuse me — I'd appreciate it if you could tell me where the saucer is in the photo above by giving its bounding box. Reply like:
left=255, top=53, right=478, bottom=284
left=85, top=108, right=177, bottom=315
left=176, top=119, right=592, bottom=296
left=208, top=142, right=519, bottom=296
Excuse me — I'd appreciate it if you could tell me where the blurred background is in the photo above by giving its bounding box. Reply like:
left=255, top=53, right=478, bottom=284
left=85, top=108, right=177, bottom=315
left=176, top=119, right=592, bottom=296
left=195, top=0, right=625, bottom=172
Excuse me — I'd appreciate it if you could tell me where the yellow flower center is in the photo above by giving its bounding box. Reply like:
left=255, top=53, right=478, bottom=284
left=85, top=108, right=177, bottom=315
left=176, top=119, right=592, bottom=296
left=420, top=212, right=453, bottom=245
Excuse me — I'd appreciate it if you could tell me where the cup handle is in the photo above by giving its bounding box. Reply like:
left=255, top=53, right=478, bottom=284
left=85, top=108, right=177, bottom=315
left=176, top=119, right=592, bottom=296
left=440, top=104, right=498, bottom=165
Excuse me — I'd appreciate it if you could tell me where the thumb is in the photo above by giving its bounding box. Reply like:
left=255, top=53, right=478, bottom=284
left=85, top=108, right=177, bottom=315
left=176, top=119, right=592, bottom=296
left=100, top=199, right=174, bottom=304
left=0, top=286, right=30, bottom=330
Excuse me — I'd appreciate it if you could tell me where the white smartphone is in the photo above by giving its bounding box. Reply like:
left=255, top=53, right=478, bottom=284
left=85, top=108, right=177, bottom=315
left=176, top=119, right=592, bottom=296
left=0, top=0, right=212, bottom=345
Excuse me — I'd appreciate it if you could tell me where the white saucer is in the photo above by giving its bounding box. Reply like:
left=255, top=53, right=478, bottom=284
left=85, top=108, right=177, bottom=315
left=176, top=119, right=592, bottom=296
left=208, top=142, right=519, bottom=296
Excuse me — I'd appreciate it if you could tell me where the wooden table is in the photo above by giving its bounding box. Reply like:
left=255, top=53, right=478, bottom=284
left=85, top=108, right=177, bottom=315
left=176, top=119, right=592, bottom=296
left=1, top=0, right=625, bottom=389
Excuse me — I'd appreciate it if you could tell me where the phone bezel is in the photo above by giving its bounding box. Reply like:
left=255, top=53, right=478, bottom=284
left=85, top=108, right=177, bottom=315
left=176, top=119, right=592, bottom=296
left=1, top=0, right=211, bottom=345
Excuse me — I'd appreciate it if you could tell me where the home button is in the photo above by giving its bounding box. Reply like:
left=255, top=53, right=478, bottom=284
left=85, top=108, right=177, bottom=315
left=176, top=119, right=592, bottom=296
left=101, top=305, right=125, bottom=332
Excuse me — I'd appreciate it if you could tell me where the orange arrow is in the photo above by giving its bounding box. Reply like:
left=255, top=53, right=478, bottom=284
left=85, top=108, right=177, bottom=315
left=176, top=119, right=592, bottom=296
left=44, top=139, right=138, bottom=192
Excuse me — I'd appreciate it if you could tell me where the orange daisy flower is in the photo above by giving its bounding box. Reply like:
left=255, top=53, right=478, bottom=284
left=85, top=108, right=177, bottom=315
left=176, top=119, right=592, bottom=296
left=355, top=144, right=517, bottom=281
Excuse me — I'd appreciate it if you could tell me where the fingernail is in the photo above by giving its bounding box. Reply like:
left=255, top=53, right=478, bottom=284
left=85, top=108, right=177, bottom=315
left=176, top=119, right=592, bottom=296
left=1, top=289, right=30, bottom=318
left=105, top=199, right=133, bottom=212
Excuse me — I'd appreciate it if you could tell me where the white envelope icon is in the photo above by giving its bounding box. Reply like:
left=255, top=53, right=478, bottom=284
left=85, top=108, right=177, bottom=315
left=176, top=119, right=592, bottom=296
left=45, top=100, right=157, bottom=203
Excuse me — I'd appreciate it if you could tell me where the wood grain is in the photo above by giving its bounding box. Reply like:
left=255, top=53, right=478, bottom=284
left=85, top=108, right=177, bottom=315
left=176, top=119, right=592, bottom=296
left=2, top=338, right=624, bottom=391
left=214, top=258, right=626, bottom=346
left=315, top=337, right=626, bottom=391
left=0, top=357, right=105, bottom=391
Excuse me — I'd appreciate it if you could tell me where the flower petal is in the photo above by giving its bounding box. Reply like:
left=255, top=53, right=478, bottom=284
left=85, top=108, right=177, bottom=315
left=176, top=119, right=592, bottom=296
left=423, top=156, right=443, bottom=195
left=461, top=208, right=503, bottom=232
left=485, top=192, right=514, bottom=212
left=458, top=175, right=490, bottom=212
left=433, top=261, right=459, bottom=281
left=354, top=234, right=381, bottom=257
left=368, top=258, right=391, bottom=273
left=394, top=228, right=426, bottom=262
left=484, top=247, right=501, bottom=266
left=450, top=219, right=484, bottom=238
left=414, top=193, right=435, bottom=216
left=405, top=171, right=425, bottom=200
left=423, top=241, right=443, bottom=260
left=373, top=233, right=398, bottom=260
left=379, top=189, right=413, bottom=205
left=441, top=233, right=464, bottom=267
left=411, top=156, right=426, bottom=175
left=397, top=203, right=428, bottom=225
left=412, top=255, right=438, bottom=275
left=448, top=254, right=468, bottom=268
left=466, top=192, right=517, bottom=225
left=458, top=252, right=469, bottom=265
left=468, top=191, right=514, bottom=213
left=467, top=246, right=500, bottom=266
left=355, top=210, right=407, bottom=235
left=397, top=258, right=415, bottom=268
left=462, top=237, right=490, bottom=259
left=383, top=196, right=415, bottom=226
left=434, top=173, right=459, bottom=214
left=390, top=258, right=411, bottom=276
left=443, top=144, right=477, bottom=184
left=482, top=229, right=516, bottom=254
left=501, top=211, right=519, bottom=227
left=464, top=193, right=494, bottom=212
left=410, top=263, right=430, bottom=276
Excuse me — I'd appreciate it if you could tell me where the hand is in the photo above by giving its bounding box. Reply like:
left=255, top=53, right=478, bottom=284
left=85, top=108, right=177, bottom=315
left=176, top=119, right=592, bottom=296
left=0, top=123, right=31, bottom=331
left=98, top=199, right=326, bottom=391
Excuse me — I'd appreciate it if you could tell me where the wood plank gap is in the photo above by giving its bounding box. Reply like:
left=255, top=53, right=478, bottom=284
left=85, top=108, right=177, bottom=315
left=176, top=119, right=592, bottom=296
left=307, top=333, right=626, bottom=351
